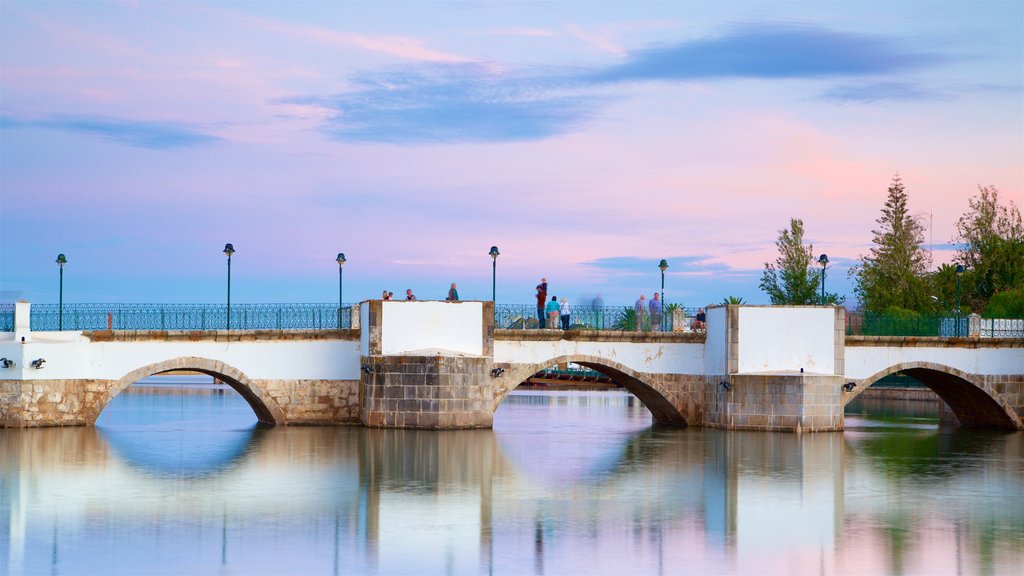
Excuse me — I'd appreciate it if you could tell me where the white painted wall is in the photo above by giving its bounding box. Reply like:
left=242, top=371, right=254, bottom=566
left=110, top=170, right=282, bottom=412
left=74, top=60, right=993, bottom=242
left=845, top=345, right=1024, bottom=379
left=704, top=307, right=727, bottom=375
left=494, top=340, right=704, bottom=375
left=736, top=307, right=835, bottom=374
left=380, top=301, right=483, bottom=356
left=0, top=337, right=362, bottom=381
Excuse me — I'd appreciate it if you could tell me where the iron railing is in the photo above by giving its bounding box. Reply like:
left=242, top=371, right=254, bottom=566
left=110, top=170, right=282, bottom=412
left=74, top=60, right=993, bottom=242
left=975, top=317, right=1024, bottom=338
left=846, top=312, right=1024, bottom=338
left=0, top=303, right=13, bottom=332
left=494, top=304, right=699, bottom=332
left=26, top=303, right=354, bottom=331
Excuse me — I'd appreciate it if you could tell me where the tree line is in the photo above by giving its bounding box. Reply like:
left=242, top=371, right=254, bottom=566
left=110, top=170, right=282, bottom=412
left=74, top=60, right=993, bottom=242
left=759, top=175, right=1024, bottom=318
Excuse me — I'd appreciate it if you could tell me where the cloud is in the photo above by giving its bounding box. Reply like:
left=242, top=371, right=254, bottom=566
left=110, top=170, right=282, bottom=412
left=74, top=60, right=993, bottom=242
left=582, top=255, right=733, bottom=275
left=819, top=82, right=942, bottom=103
left=284, top=22, right=948, bottom=144
left=285, top=63, right=607, bottom=144
left=1, top=115, right=221, bottom=150
left=590, top=22, right=942, bottom=83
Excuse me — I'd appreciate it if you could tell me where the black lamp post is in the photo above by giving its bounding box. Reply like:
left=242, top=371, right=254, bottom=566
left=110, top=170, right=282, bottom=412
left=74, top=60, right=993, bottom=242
left=489, top=246, right=500, bottom=302
left=955, top=264, right=964, bottom=337
left=336, top=253, right=346, bottom=328
left=818, top=254, right=829, bottom=305
left=56, top=254, right=67, bottom=330
left=223, top=243, right=235, bottom=330
left=658, top=259, right=668, bottom=330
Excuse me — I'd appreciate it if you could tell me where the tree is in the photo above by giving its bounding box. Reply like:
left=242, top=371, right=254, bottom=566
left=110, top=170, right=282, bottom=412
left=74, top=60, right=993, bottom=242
left=852, top=175, right=931, bottom=312
left=759, top=218, right=832, bottom=304
left=721, top=296, right=746, bottom=305
left=954, top=186, right=1024, bottom=310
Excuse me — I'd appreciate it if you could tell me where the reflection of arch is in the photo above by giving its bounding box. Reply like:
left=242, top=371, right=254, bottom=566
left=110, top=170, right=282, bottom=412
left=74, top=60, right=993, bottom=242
left=848, top=362, right=1022, bottom=430
left=100, top=424, right=267, bottom=479
left=495, top=355, right=688, bottom=426
left=98, top=357, right=285, bottom=425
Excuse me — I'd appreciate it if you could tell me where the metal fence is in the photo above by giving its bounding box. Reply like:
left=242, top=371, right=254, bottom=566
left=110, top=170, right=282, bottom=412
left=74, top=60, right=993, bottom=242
left=846, top=312, right=1024, bottom=338
left=0, top=304, right=13, bottom=332
left=26, top=303, right=354, bottom=331
left=494, top=303, right=699, bottom=332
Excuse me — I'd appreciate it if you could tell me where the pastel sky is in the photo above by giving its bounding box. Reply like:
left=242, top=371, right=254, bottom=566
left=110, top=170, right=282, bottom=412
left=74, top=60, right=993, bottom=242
left=1, top=1, right=1021, bottom=307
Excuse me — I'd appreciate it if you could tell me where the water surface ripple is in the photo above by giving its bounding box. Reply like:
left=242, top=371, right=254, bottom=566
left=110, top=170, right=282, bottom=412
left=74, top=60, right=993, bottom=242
left=1, top=386, right=1021, bottom=575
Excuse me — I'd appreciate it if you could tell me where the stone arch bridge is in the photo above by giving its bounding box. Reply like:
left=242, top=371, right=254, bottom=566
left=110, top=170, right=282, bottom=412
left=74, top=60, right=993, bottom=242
left=1, top=301, right=1021, bottom=431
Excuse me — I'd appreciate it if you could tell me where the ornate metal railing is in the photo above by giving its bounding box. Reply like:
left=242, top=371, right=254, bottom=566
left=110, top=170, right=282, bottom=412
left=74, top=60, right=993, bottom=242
left=494, top=303, right=699, bottom=332
left=0, top=303, right=13, bottom=332
left=846, top=312, right=1023, bottom=338
left=26, top=303, right=353, bottom=331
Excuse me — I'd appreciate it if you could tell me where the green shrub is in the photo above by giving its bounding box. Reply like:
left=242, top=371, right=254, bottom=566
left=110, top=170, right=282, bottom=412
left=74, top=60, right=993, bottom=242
left=982, top=288, right=1024, bottom=318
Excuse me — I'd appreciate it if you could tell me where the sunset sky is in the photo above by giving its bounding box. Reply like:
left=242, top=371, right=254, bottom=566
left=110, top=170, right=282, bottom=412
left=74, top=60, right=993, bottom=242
left=1, top=1, right=1021, bottom=307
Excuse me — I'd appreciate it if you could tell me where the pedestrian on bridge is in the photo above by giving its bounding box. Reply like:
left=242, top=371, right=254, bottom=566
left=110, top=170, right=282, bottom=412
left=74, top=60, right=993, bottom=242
left=536, top=279, right=548, bottom=328
left=635, top=294, right=647, bottom=332
left=560, top=297, right=571, bottom=330
left=405, top=289, right=416, bottom=301
left=446, top=283, right=459, bottom=301
left=546, top=296, right=561, bottom=330
left=650, top=293, right=663, bottom=332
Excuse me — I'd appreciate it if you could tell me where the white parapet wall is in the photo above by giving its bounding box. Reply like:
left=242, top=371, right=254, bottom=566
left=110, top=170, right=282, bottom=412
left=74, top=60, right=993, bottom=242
left=494, top=339, right=704, bottom=375
left=380, top=300, right=484, bottom=356
left=0, top=337, right=362, bottom=381
left=704, top=307, right=728, bottom=375
left=736, top=306, right=838, bottom=375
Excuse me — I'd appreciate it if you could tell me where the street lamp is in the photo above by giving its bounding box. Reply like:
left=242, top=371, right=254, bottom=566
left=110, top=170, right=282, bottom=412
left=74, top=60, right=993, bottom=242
left=223, top=243, right=235, bottom=330
left=336, top=253, right=346, bottom=329
left=658, top=259, right=668, bottom=330
left=55, top=254, right=67, bottom=331
left=818, top=254, right=829, bottom=305
left=489, top=246, right=500, bottom=302
left=955, top=264, right=965, bottom=337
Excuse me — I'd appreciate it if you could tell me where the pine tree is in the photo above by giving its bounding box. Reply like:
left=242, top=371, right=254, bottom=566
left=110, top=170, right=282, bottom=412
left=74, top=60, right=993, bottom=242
left=853, top=175, right=930, bottom=312
left=760, top=218, right=824, bottom=305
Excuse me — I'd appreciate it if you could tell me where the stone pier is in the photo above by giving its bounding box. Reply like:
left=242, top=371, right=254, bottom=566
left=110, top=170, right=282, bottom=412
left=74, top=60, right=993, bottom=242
left=358, top=299, right=495, bottom=429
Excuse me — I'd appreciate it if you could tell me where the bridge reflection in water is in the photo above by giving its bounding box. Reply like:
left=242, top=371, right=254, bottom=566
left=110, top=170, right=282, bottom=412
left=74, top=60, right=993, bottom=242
left=1, top=388, right=1022, bottom=575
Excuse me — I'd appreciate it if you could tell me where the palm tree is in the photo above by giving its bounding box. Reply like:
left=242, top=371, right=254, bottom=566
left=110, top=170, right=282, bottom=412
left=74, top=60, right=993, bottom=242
left=722, top=296, right=746, bottom=305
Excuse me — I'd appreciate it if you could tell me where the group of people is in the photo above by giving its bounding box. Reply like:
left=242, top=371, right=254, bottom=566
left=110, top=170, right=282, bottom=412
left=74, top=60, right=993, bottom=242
left=633, top=295, right=706, bottom=332
left=380, top=283, right=460, bottom=302
left=381, top=288, right=418, bottom=301
left=535, top=278, right=573, bottom=329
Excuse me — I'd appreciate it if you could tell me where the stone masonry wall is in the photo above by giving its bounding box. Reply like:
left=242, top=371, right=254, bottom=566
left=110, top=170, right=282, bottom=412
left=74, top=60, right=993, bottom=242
left=361, top=355, right=493, bottom=429
left=257, top=379, right=361, bottom=425
left=1, top=377, right=362, bottom=427
left=704, top=373, right=845, bottom=432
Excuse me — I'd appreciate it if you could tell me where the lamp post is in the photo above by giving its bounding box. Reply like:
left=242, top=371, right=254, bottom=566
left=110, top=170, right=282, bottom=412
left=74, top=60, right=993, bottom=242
left=818, top=254, right=829, bottom=305
left=55, top=254, right=67, bottom=331
left=955, top=264, right=964, bottom=337
left=223, top=243, right=235, bottom=330
left=489, top=246, right=500, bottom=302
left=336, top=253, right=346, bottom=328
left=658, top=259, right=668, bottom=331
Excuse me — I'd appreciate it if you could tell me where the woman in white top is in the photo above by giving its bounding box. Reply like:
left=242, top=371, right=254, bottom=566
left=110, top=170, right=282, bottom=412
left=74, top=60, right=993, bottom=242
left=559, top=298, right=571, bottom=330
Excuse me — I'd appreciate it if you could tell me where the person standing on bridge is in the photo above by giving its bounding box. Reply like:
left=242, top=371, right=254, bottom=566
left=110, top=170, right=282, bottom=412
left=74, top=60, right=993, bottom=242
left=649, top=293, right=663, bottom=332
left=405, top=289, right=416, bottom=301
left=635, top=294, right=647, bottom=332
left=592, top=293, right=605, bottom=329
left=536, top=279, right=548, bottom=328
left=560, top=296, right=571, bottom=330
left=446, top=283, right=459, bottom=301
left=546, top=296, right=561, bottom=330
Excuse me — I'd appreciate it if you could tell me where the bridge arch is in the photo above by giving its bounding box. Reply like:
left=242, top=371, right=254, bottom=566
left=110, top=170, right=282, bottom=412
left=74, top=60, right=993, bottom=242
left=847, top=361, right=1022, bottom=430
left=494, top=354, right=689, bottom=426
left=95, top=356, right=285, bottom=425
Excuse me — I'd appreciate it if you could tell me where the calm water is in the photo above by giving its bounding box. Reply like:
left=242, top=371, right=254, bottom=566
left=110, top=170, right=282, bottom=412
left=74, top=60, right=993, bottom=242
left=2, top=382, right=1022, bottom=576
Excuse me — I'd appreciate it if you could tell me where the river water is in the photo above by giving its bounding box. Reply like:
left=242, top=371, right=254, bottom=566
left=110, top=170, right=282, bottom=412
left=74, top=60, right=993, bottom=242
left=2, top=382, right=1022, bottom=576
